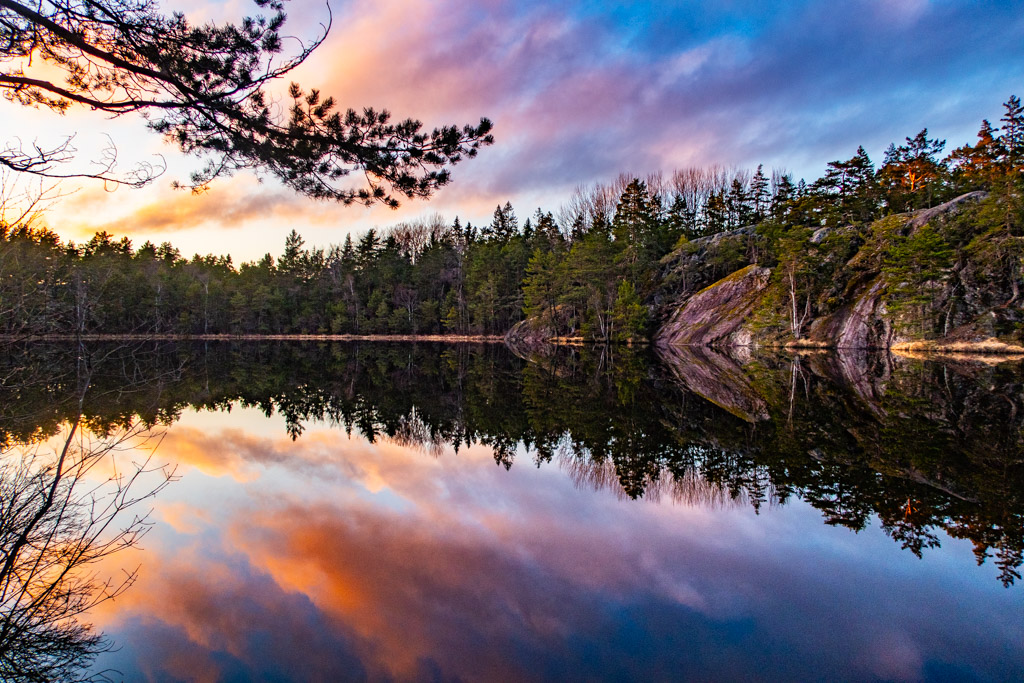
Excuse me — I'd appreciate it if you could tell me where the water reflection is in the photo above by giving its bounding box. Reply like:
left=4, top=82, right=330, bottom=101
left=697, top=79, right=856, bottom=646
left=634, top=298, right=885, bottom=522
left=0, top=341, right=1022, bottom=680
left=0, top=346, right=174, bottom=680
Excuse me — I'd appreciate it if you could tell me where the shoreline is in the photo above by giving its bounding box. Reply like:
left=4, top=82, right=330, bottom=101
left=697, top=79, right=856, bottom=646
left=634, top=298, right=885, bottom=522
left=5, top=333, right=1024, bottom=358
left=517, top=335, right=1024, bottom=357
left=0, top=333, right=506, bottom=343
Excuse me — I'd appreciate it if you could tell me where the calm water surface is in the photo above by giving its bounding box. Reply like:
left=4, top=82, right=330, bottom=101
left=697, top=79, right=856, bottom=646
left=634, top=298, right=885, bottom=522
left=0, top=342, right=1022, bottom=681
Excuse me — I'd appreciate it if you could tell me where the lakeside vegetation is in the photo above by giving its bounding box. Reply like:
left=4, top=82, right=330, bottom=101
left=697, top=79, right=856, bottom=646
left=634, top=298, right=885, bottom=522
left=1, top=96, right=1022, bottom=342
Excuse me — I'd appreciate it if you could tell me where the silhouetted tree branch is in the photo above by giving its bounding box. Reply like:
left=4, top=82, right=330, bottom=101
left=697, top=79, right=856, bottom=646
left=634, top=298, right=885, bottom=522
left=0, top=0, right=493, bottom=206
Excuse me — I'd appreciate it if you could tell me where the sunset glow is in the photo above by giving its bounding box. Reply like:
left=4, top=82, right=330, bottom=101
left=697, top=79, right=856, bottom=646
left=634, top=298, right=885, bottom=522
left=6, top=0, right=1022, bottom=260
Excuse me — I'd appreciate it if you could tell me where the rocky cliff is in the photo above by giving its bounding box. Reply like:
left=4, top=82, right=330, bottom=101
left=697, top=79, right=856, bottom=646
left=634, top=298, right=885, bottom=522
left=654, top=191, right=1024, bottom=351
left=656, top=265, right=770, bottom=348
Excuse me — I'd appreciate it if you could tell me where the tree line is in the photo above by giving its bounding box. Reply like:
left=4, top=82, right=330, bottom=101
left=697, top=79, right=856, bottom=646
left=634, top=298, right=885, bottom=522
left=1, top=96, right=1021, bottom=339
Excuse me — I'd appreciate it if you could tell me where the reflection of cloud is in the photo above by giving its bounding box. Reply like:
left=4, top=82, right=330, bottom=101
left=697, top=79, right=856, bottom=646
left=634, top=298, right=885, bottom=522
left=99, top=549, right=370, bottom=682
left=154, top=421, right=463, bottom=485
left=157, top=501, right=210, bottom=535
left=92, top=416, right=1024, bottom=681
left=152, top=425, right=265, bottom=480
left=230, top=502, right=612, bottom=679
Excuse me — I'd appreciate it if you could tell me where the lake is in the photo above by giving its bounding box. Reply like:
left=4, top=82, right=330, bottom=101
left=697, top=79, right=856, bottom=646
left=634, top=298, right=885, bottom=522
left=0, top=341, right=1021, bottom=681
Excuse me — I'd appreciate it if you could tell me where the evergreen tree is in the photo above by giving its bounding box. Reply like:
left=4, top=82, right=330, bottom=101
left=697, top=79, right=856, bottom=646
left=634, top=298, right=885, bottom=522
left=1001, top=95, right=1024, bottom=172
left=815, top=146, right=876, bottom=225
left=726, top=178, right=752, bottom=227
left=880, top=129, right=948, bottom=211
left=750, top=165, right=770, bottom=222
left=341, top=234, right=356, bottom=264
left=278, top=229, right=306, bottom=276
left=522, top=249, right=561, bottom=323
left=666, top=193, right=696, bottom=243
left=771, top=174, right=796, bottom=222
left=612, top=179, right=660, bottom=290
left=533, top=209, right=563, bottom=251
left=610, top=280, right=647, bottom=343
left=487, top=202, right=520, bottom=243
left=948, top=119, right=1003, bottom=191
left=882, top=224, right=953, bottom=334
left=704, top=190, right=728, bottom=234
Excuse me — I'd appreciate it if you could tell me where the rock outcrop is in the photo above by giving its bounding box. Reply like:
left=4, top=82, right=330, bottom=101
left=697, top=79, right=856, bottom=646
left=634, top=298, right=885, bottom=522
left=505, top=191, right=1023, bottom=353
left=653, top=191, right=1024, bottom=352
left=655, top=265, right=771, bottom=347
left=906, top=190, right=988, bottom=231
left=806, top=275, right=891, bottom=349
left=504, top=318, right=557, bottom=357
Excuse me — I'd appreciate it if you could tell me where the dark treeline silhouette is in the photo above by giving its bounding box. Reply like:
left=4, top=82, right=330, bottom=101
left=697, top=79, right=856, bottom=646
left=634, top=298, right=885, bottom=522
left=2, top=341, right=1022, bottom=587
left=2, top=96, right=1021, bottom=341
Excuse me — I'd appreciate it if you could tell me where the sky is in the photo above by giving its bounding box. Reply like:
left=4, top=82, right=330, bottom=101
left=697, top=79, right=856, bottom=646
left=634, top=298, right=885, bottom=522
left=3, top=0, right=1024, bottom=261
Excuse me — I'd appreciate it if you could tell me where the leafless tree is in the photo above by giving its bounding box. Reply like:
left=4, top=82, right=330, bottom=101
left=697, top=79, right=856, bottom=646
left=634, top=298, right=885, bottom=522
left=0, top=169, right=67, bottom=231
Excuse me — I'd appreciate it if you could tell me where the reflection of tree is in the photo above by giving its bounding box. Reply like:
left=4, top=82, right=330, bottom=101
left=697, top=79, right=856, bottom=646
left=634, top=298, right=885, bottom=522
left=3, top=340, right=1023, bottom=587
left=0, top=421, right=174, bottom=680
left=0, top=345, right=175, bottom=680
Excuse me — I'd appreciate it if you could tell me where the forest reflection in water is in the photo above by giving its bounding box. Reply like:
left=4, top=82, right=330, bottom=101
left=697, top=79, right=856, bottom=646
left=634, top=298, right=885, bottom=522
left=0, top=340, right=1022, bottom=680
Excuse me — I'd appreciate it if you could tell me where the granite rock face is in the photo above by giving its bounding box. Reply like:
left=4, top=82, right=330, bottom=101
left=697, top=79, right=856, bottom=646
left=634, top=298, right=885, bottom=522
left=508, top=190, right=1022, bottom=352
left=653, top=190, right=1024, bottom=351
left=806, top=276, right=892, bottom=349
left=504, top=318, right=557, bottom=356
left=655, top=265, right=771, bottom=348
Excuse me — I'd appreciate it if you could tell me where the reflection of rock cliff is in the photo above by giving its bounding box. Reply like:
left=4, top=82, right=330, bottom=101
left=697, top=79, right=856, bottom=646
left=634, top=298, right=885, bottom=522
left=657, top=344, right=768, bottom=422
left=652, top=343, right=1024, bottom=585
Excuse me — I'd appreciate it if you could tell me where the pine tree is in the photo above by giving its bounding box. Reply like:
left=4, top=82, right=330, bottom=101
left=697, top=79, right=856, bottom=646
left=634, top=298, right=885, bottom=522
left=533, top=209, right=563, bottom=250
left=611, top=280, right=647, bottom=343
left=704, top=190, right=728, bottom=234
left=948, top=119, right=1004, bottom=190
left=726, top=178, right=752, bottom=227
left=847, top=146, right=877, bottom=222
left=1001, top=95, right=1024, bottom=171
left=771, top=174, right=796, bottom=222
left=612, top=179, right=660, bottom=289
left=816, top=146, right=876, bottom=225
left=341, top=234, right=356, bottom=264
left=486, top=202, right=520, bottom=243
left=879, top=129, right=947, bottom=210
left=522, top=249, right=561, bottom=324
left=356, top=229, right=380, bottom=270
left=666, top=193, right=694, bottom=243
left=612, top=179, right=658, bottom=245
left=750, top=165, right=770, bottom=222
left=278, top=230, right=306, bottom=276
